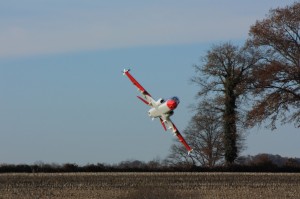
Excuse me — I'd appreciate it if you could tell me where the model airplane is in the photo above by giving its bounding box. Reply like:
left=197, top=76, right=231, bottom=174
left=123, top=69, right=193, bottom=155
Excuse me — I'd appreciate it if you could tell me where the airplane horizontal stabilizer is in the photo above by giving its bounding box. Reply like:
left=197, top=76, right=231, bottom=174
left=137, top=96, right=150, bottom=105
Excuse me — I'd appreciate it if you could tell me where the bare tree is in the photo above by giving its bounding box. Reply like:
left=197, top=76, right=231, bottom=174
left=189, top=101, right=224, bottom=167
left=165, top=144, right=194, bottom=167
left=166, top=101, right=224, bottom=167
left=247, top=2, right=300, bottom=128
left=192, top=43, right=260, bottom=164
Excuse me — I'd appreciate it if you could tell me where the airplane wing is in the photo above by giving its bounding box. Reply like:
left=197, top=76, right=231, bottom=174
left=162, top=117, right=193, bottom=155
left=123, top=69, right=156, bottom=106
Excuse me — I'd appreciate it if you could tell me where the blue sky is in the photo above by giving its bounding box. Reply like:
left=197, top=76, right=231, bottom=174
left=0, top=0, right=299, bottom=165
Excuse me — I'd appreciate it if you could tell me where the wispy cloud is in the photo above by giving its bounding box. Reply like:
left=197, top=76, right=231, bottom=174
left=0, top=1, right=295, bottom=58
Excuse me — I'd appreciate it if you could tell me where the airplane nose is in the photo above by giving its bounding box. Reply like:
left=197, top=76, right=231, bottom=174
left=167, top=100, right=177, bottom=110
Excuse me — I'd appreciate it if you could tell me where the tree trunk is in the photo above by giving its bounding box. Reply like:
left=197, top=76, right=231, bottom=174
left=223, top=81, right=238, bottom=165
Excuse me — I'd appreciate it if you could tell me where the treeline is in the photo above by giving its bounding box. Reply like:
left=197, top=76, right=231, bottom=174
left=1, top=155, right=300, bottom=173
left=167, top=2, right=300, bottom=167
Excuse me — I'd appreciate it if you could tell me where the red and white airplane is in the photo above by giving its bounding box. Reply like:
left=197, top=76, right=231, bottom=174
left=123, top=69, right=193, bottom=155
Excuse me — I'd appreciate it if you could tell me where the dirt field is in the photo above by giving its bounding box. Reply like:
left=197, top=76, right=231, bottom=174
left=0, top=172, right=300, bottom=199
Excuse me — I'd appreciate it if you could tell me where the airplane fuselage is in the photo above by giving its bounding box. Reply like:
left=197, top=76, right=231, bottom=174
left=148, top=96, right=180, bottom=119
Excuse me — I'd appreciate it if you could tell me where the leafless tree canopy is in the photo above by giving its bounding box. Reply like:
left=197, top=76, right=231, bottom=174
left=191, top=43, right=260, bottom=164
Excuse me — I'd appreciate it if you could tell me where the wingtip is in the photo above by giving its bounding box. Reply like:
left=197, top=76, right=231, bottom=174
left=123, top=68, right=130, bottom=75
left=188, top=149, right=193, bottom=156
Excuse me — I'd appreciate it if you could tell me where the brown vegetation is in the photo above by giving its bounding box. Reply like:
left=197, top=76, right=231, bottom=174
left=247, top=2, right=300, bottom=128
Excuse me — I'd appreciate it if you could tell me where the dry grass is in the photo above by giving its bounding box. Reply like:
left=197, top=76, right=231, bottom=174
left=0, top=172, right=300, bottom=199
